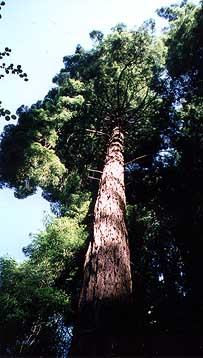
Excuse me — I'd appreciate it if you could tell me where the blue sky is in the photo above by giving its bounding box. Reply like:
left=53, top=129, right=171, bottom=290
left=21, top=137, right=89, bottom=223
left=0, top=0, right=198, bottom=261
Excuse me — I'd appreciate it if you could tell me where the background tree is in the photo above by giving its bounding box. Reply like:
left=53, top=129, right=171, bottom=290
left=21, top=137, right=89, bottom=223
left=123, top=1, right=203, bottom=354
left=0, top=198, right=89, bottom=356
left=154, top=1, right=203, bottom=353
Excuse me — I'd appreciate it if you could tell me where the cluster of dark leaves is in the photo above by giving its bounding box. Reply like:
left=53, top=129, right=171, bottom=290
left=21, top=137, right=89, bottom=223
left=0, top=50, right=29, bottom=119
left=0, top=1, right=5, bottom=19
left=0, top=2, right=28, bottom=120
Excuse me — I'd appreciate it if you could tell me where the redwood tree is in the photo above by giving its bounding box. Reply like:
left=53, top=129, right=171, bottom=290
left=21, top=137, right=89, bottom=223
left=0, top=23, right=165, bottom=355
left=71, top=126, right=132, bottom=355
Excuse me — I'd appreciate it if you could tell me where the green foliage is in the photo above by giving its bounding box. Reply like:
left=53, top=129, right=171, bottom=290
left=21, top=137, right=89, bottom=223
left=0, top=204, right=88, bottom=355
left=25, top=215, right=88, bottom=272
left=158, top=1, right=203, bottom=96
left=0, top=24, right=166, bottom=204
left=0, top=255, right=70, bottom=356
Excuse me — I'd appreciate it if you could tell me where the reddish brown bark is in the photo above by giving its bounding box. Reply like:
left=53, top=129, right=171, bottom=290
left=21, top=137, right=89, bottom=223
left=70, top=126, right=132, bottom=356
left=80, top=126, right=132, bottom=307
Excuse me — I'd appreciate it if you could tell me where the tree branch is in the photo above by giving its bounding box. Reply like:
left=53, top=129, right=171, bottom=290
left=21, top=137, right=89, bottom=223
left=88, top=176, right=100, bottom=181
left=86, top=129, right=109, bottom=137
left=125, top=154, right=148, bottom=166
left=88, top=168, right=103, bottom=173
left=117, top=60, right=134, bottom=112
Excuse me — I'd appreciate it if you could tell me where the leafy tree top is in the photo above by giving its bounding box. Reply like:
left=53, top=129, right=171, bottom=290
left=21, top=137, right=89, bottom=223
left=0, top=24, right=166, bottom=204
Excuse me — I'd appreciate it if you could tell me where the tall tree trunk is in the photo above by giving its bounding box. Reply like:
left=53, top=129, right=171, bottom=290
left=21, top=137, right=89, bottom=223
left=70, top=126, right=132, bottom=356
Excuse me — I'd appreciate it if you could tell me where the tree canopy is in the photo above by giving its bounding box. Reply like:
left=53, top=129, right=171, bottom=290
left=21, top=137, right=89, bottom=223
left=0, top=21, right=166, bottom=200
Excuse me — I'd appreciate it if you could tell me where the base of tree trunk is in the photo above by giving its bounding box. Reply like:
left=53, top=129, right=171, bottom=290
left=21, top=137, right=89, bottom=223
left=70, top=332, right=202, bottom=357
left=69, top=299, right=134, bottom=357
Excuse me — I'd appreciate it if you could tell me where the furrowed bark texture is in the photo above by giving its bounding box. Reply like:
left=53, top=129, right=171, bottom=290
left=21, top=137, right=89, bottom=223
left=80, top=126, right=132, bottom=306
left=70, top=126, right=132, bottom=356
